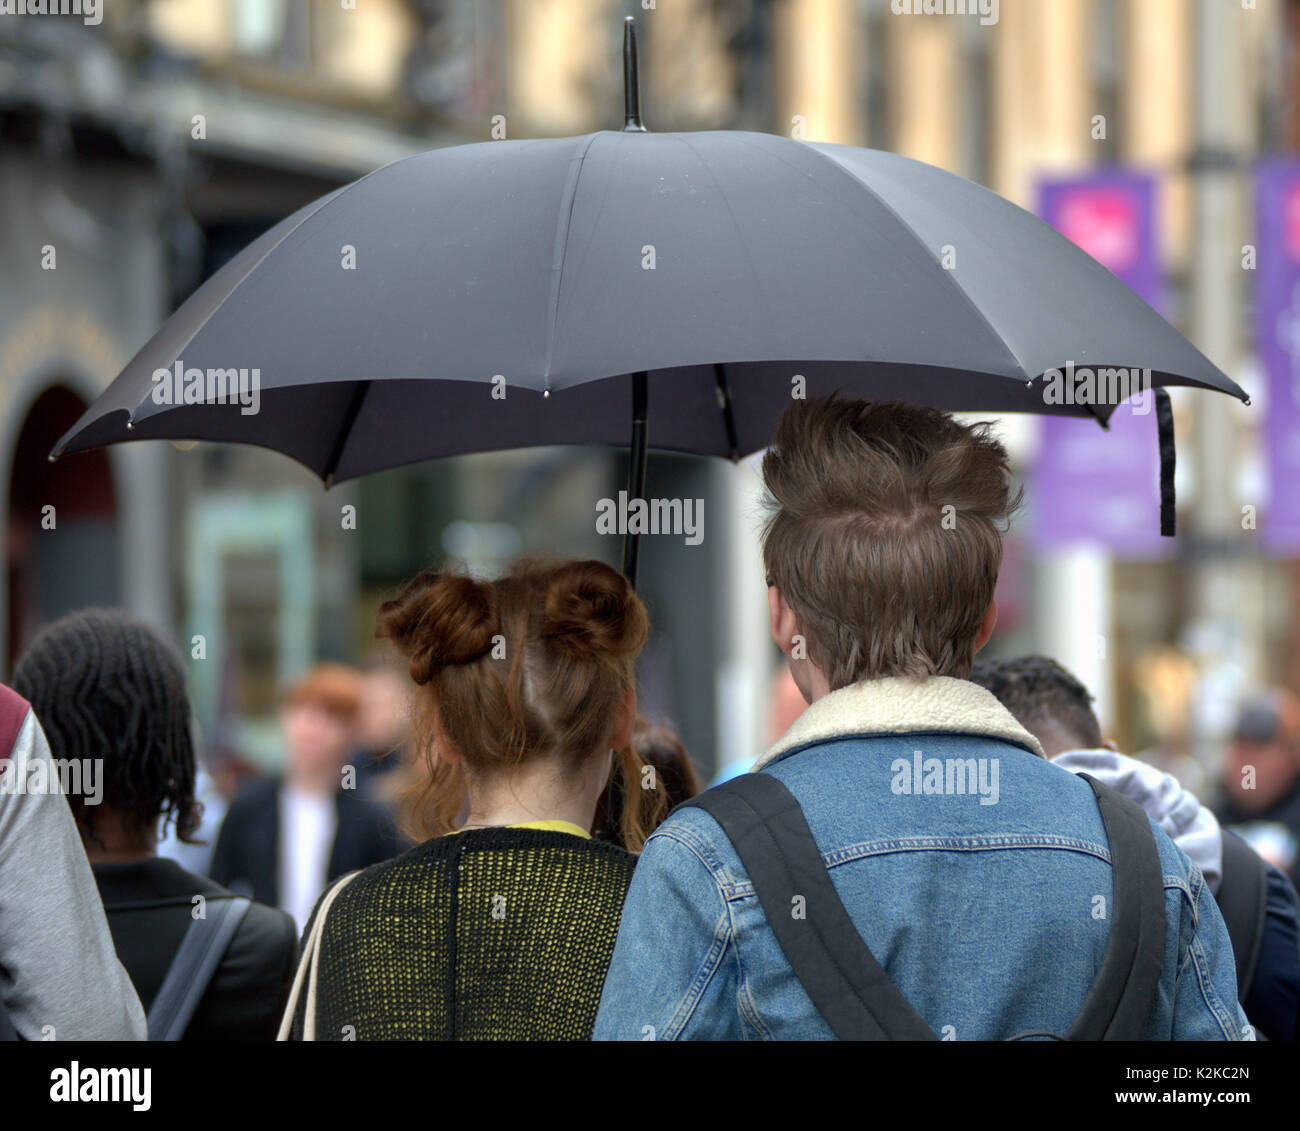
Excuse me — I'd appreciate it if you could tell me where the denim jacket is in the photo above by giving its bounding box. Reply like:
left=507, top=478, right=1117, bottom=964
left=594, top=676, right=1250, bottom=1040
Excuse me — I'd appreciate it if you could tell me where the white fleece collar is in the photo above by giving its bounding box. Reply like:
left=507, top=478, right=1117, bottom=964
left=754, top=675, right=1046, bottom=770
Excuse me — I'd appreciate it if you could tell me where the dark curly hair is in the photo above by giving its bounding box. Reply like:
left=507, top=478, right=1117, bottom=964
left=969, top=653, right=1103, bottom=755
left=11, top=607, right=203, bottom=847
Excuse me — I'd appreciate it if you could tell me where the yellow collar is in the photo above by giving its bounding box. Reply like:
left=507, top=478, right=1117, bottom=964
left=507, top=819, right=591, bottom=839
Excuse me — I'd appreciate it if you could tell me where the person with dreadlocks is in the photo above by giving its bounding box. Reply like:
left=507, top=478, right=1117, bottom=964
left=12, top=608, right=299, bottom=1040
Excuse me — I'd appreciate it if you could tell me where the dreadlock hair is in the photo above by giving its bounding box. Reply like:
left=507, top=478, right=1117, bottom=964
left=11, top=607, right=202, bottom=847
left=969, top=654, right=1104, bottom=756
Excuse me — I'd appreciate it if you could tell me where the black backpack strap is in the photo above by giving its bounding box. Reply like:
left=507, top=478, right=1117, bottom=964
left=146, top=896, right=251, bottom=1041
left=1066, top=775, right=1166, bottom=1040
left=1216, top=828, right=1267, bottom=1002
left=679, top=773, right=937, bottom=1041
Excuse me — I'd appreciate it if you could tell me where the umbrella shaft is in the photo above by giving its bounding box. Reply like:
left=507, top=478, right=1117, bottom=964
left=622, top=371, right=649, bottom=586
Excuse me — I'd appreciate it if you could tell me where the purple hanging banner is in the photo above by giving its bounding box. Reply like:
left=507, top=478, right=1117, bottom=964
left=1256, top=159, right=1300, bottom=553
left=1032, top=171, right=1169, bottom=557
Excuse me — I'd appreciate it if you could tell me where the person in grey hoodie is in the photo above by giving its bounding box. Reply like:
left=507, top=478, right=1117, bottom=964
left=972, top=654, right=1300, bottom=1041
left=0, top=682, right=146, bottom=1039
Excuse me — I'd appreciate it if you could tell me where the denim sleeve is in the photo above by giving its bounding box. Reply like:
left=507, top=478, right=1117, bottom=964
left=1242, top=865, right=1300, bottom=1041
left=593, top=824, right=741, bottom=1040
left=1169, top=861, right=1254, bottom=1040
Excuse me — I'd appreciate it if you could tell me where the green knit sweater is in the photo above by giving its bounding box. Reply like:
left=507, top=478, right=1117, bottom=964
left=291, top=827, right=637, bottom=1040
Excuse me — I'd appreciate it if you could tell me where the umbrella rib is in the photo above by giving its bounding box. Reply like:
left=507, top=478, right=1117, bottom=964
left=543, top=132, right=603, bottom=387
left=676, top=133, right=785, bottom=338
left=322, top=382, right=371, bottom=487
left=713, top=363, right=740, bottom=460
left=135, top=155, right=409, bottom=421
left=782, top=138, right=1030, bottom=381
left=151, top=191, right=353, bottom=397
left=50, top=189, right=346, bottom=458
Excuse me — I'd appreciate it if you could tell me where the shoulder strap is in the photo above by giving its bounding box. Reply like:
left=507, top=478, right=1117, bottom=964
left=1215, top=828, right=1267, bottom=1001
left=679, top=773, right=938, bottom=1040
left=683, top=771, right=1166, bottom=1041
left=1066, top=775, right=1166, bottom=1040
left=276, top=869, right=361, bottom=1042
left=147, top=896, right=251, bottom=1041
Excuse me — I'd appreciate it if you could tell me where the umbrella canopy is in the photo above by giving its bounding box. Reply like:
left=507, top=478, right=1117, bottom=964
left=52, top=19, right=1246, bottom=578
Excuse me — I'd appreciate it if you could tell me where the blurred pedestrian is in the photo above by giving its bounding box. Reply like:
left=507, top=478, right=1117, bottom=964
left=280, top=559, right=664, bottom=1040
left=349, top=657, right=411, bottom=795
left=1214, top=689, right=1300, bottom=891
left=210, top=662, right=401, bottom=933
left=595, top=717, right=701, bottom=847
left=12, top=609, right=297, bottom=1040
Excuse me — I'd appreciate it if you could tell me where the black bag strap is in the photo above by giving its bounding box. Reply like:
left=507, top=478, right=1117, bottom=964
left=680, top=773, right=937, bottom=1040
left=682, top=770, right=1165, bottom=1041
left=146, top=896, right=251, bottom=1041
left=1066, top=774, right=1166, bottom=1040
left=1215, top=828, right=1268, bottom=1002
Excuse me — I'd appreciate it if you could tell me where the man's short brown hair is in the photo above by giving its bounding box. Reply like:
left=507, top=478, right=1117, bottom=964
left=761, top=396, right=1021, bottom=688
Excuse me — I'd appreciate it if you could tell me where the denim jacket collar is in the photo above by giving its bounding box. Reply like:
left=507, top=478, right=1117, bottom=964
left=753, top=675, right=1046, bottom=771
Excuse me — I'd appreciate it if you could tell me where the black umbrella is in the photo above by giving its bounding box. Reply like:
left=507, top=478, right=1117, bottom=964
left=53, top=18, right=1246, bottom=584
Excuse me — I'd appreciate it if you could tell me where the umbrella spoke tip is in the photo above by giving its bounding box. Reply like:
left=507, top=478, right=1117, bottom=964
left=622, top=14, right=646, bottom=133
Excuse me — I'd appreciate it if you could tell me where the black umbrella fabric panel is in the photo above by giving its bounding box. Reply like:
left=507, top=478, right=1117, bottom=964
left=814, top=143, right=1238, bottom=398
left=543, top=130, right=1025, bottom=386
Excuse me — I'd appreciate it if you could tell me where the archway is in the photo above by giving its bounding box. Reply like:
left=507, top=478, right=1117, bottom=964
left=7, top=385, right=119, bottom=669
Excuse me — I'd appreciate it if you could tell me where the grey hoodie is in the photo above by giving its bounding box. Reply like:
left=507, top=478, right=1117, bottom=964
left=1052, top=747, right=1224, bottom=891
left=0, top=705, right=146, bottom=1039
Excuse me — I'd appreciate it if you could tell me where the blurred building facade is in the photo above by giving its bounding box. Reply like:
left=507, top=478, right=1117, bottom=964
left=1, top=0, right=463, bottom=764
left=3, top=0, right=1298, bottom=782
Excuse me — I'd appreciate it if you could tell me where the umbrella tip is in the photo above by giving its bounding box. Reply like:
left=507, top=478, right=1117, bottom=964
left=622, top=16, right=647, bottom=133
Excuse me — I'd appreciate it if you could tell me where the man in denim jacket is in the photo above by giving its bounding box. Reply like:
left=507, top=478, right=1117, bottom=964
left=595, top=396, right=1248, bottom=1040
